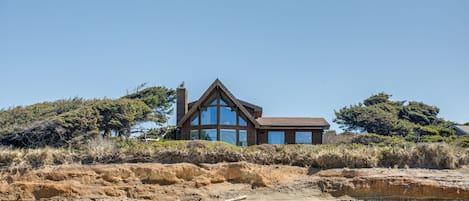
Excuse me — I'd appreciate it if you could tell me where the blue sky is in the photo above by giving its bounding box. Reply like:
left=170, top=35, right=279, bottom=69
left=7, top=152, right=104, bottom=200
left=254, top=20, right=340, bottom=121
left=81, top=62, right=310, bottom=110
left=1, top=1, right=468, bottom=130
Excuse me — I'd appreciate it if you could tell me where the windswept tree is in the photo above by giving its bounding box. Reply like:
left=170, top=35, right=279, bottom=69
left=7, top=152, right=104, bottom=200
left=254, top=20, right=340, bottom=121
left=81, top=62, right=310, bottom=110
left=334, top=93, right=454, bottom=136
left=122, top=85, right=176, bottom=126
left=92, top=99, right=153, bottom=137
left=0, top=84, right=176, bottom=148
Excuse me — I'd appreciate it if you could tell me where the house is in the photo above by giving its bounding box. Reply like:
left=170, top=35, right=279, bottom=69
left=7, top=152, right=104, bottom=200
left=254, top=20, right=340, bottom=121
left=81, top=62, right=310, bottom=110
left=452, top=125, right=469, bottom=136
left=176, top=79, right=330, bottom=146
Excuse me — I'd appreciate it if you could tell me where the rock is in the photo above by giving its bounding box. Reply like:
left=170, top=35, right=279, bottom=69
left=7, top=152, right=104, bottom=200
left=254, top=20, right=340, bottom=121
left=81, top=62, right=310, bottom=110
left=0, top=162, right=300, bottom=200
left=315, top=168, right=469, bottom=200
left=0, top=163, right=468, bottom=200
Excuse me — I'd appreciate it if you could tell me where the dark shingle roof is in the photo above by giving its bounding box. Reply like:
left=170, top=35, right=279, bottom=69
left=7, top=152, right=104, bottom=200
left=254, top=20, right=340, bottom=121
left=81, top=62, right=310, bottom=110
left=237, top=99, right=262, bottom=112
left=256, top=117, right=329, bottom=127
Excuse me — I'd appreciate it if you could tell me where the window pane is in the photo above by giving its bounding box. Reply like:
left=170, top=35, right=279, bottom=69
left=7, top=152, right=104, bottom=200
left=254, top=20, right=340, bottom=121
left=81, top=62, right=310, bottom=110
left=220, top=95, right=232, bottom=106
left=201, top=106, right=217, bottom=125
left=268, top=131, right=285, bottom=144
left=204, top=94, right=217, bottom=106
left=239, top=115, right=247, bottom=126
left=220, top=97, right=227, bottom=105
left=295, top=131, right=312, bottom=144
left=220, top=106, right=236, bottom=125
left=201, top=129, right=217, bottom=141
left=239, top=130, right=247, bottom=146
left=220, top=129, right=236, bottom=145
left=190, top=114, right=199, bottom=126
left=191, top=130, right=199, bottom=140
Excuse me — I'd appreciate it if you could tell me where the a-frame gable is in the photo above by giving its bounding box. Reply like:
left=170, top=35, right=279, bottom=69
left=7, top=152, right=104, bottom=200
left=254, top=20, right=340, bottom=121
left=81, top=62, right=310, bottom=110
left=177, top=79, right=260, bottom=128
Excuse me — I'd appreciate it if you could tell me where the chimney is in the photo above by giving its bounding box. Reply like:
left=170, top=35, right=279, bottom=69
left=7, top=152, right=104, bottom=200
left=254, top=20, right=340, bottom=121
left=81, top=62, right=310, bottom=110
left=176, top=82, right=188, bottom=124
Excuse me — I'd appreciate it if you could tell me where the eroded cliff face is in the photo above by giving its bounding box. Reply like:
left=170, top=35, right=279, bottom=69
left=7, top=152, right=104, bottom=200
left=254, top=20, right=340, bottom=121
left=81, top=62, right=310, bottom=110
left=0, top=162, right=468, bottom=201
left=0, top=162, right=305, bottom=201
left=316, top=168, right=469, bottom=200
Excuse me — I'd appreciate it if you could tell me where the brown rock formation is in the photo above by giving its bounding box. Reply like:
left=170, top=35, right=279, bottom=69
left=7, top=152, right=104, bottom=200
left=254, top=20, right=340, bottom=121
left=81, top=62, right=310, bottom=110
left=0, top=162, right=468, bottom=200
left=316, top=168, right=469, bottom=200
left=0, top=162, right=305, bottom=200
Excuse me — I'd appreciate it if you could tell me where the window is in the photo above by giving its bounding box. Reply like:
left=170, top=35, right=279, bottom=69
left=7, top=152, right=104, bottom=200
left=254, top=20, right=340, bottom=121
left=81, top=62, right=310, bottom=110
left=295, top=131, right=312, bottom=144
left=220, top=97, right=227, bottom=105
left=190, top=114, right=199, bottom=125
left=239, top=115, right=247, bottom=126
left=204, top=94, right=217, bottom=106
left=201, top=107, right=217, bottom=125
left=201, top=129, right=217, bottom=141
left=191, top=130, right=199, bottom=140
left=268, top=131, right=285, bottom=144
left=220, top=106, right=236, bottom=125
left=189, top=90, right=251, bottom=146
left=220, top=95, right=232, bottom=106
left=220, top=129, right=236, bottom=145
left=239, top=130, right=247, bottom=146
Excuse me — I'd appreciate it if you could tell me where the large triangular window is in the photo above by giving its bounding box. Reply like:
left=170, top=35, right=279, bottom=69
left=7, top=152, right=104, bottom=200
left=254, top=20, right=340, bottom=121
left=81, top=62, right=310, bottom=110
left=204, top=94, right=217, bottom=106
left=220, top=94, right=233, bottom=106
left=220, top=97, right=227, bottom=106
left=190, top=114, right=199, bottom=125
left=189, top=87, right=250, bottom=146
left=239, top=115, right=247, bottom=126
left=201, top=107, right=217, bottom=125
left=220, top=106, right=236, bottom=125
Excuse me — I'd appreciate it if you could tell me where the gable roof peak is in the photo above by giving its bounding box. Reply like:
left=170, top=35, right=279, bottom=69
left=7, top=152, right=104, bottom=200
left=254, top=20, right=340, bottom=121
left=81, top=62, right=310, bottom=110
left=213, top=78, right=222, bottom=85
left=176, top=79, right=260, bottom=128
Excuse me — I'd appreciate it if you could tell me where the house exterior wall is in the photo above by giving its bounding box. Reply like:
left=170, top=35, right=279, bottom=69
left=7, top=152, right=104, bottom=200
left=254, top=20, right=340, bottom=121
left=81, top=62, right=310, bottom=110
left=256, top=129, right=324, bottom=144
left=312, top=130, right=323, bottom=144
left=246, top=121, right=257, bottom=145
left=180, top=127, right=325, bottom=145
left=257, top=130, right=267, bottom=144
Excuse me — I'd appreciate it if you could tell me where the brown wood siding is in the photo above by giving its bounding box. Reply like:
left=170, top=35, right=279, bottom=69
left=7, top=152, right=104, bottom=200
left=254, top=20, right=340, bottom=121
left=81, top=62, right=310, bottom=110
left=247, top=121, right=256, bottom=146
left=285, top=130, right=295, bottom=144
left=257, top=130, right=268, bottom=144
left=247, top=122, right=254, bottom=145
left=312, top=130, right=322, bottom=144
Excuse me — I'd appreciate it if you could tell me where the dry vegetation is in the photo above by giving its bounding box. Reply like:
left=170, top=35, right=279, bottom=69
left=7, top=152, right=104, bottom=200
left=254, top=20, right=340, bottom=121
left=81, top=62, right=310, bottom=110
left=1, top=134, right=468, bottom=173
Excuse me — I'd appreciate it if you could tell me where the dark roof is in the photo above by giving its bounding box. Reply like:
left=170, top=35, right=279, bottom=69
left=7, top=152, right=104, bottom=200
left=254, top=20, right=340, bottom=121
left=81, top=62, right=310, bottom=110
left=236, top=99, right=262, bottom=112
left=453, top=125, right=469, bottom=135
left=256, top=117, right=330, bottom=127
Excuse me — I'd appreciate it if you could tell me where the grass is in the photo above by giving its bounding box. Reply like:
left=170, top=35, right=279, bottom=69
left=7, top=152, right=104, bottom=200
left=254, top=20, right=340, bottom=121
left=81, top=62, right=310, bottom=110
left=1, top=136, right=468, bottom=172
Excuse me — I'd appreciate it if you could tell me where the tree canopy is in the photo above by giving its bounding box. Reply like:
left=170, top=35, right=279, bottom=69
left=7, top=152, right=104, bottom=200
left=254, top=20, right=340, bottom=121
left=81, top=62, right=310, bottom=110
left=0, top=85, right=175, bottom=148
left=334, top=93, right=455, bottom=137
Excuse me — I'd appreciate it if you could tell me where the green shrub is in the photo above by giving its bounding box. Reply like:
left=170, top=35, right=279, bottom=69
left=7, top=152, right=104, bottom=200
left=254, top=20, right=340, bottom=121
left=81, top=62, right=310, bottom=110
left=415, top=126, right=439, bottom=136
left=404, top=134, right=419, bottom=142
left=421, top=135, right=454, bottom=143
